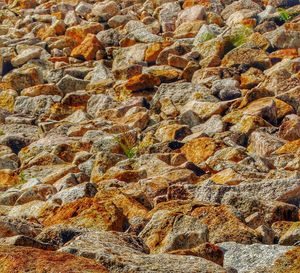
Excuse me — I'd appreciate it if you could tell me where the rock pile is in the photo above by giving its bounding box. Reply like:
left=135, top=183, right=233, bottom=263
left=0, top=0, right=299, bottom=272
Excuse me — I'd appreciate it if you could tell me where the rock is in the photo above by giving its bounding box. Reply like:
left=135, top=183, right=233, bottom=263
left=264, top=27, right=300, bottom=49
left=279, top=222, right=300, bottom=245
left=0, top=246, right=108, bottom=272
left=0, top=216, right=42, bottom=238
left=20, top=84, right=63, bottom=97
left=195, top=178, right=300, bottom=205
left=11, top=47, right=42, bottom=67
left=14, top=95, right=60, bottom=117
left=218, top=242, right=293, bottom=273
left=1, top=0, right=300, bottom=269
left=92, top=1, right=120, bottom=21
left=222, top=48, right=271, bottom=70
left=2, top=66, right=43, bottom=92
left=140, top=210, right=208, bottom=253
left=57, top=75, right=89, bottom=94
left=71, top=34, right=102, bottom=61
left=270, top=247, right=300, bottom=273
left=279, top=114, right=300, bottom=141
left=181, top=137, right=217, bottom=164
left=176, top=5, right=206, bottom=27
left=0, top=235, right=53, bottom=250
left=50, top=182, right=97, bottom=205
left=247, top=131, right=285, bottom=157
left=36, top=224, right=82, bottom=248
left=211, top=78, right=241, bottom=100
left=42, top=197, right=126, bottom=231
left=65, top=23, right=104, bottom=44
left=59, top=231, right=226, bottom=273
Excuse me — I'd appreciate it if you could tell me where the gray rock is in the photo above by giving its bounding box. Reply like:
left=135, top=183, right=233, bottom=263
left=212, top=79, right=241, bottom=101
left=264, top=28, right=300, bottom=49
left=14, top=95, right=61, bottom=117
left=195, top=178, right=300, bottom=206
left=50, top=182, right=97, bottom=205
left=218, top=242, right=293, bottom=273
left=139, top=210, right=209, bottom=253
left=59, top=231, right=226, bottom=273
left=36, top=224, right=83, bottom=248
left=11, top=47, right=42, bottom=67
left=0, top=216, right=42, bottom=238
left=87, top=94, right=117, bottom=118
left=57, top=75, right=89, bottom=94
left=0, top=235, right=54, bottom=250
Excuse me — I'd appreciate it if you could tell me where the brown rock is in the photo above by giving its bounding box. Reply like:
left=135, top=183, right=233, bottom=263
left=222, top=48, right=271, bottom=70
left=0, top=246, right=108, bottom=273
left=181, top=137, right=217, bottom=164
left=168, top=242, right=224, bottom=266
left=271, top=247, right=300, bottom=273
left=21, top=84, right=63, bottom=97
left=43, top=197, right=126, bottom=231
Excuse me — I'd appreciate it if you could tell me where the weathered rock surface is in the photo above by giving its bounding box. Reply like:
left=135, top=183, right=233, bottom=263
left=0, top=0, right=299, bottom=271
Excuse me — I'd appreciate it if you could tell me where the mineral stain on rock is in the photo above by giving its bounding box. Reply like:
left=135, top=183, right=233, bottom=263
left=0, top=0, right=299, bottom=272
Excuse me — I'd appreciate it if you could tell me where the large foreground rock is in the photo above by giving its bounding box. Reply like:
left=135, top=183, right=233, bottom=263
left=0, top=246, right=108, bottom=273
left=60, top=231, right=226, bottom=273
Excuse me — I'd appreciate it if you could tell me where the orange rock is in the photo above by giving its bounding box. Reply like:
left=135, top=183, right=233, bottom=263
left=210, top=168, right=244, bottom=185
left=43, top=197, right=126, bottom=231
left=0, top=246, right=108, bottom=273
left=48, top=56, right=69, bottom=63
left=21, top=84, right=62, bottom=97
left=0, top=169, right=20, bottom=191
left=271, top=247, right=300, bottom=273
left=181, top=137, right=216, bottom=164
left=269, top=49, right=299, bottom=60
left=71, top=34, right=102, bottom=61
left=124, top=74, right=161, bottom=92
left=183, top=0, right=214, bottom=9
left=240, top=67, right=265, bottom=89
left=275, top=139, right=300, bottom=155
left=66, top=23, right=104, bottom=44
left=145, top=42, right=172, bottom=63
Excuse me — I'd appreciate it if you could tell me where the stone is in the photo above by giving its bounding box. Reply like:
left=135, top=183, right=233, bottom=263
left=181, top=137, right=217, bottom=164
left=42, top=197, right=126, bottom=231
left=270, top=247, right=300, bottom=273
left=140, top=210, right=208, bottom=253
left=92, top=1, right=120, bottom=21
left=279, top=222, right=300, bottom=245
left=11, top=47, right=42, bottom=67
left=218, top=242, right=293, bottom=273
left=0, top=246, right=108, bottom=273
left=71, top=34, right=102, bottom=61
left=222, top=48, right=271, bottom=70
left=195, top=178, right=300, bottom=205
left=176, top=5, right=206, bottom=27
left=2, top=67, right=43, bottom=92
left=50, top=182, right=97, bottom=205
left=211, top=78, right=241, bottom=100
left=59, top=231, right=226, bottom=273
left=57, top=75, right=89, bottom=94
left=0, top=216, right=42, bottom=238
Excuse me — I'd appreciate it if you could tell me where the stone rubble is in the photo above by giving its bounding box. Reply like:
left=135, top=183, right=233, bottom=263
left=0, top=0, right=299, bottom=272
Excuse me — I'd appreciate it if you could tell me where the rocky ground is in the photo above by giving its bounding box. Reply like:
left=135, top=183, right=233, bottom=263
left=0, top=0, right=299, bottom=272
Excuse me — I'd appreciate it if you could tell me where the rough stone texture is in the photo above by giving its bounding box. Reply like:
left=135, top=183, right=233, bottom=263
left=59, top=231, right=226, bottom=273
left=218, top=242, right=293, bottom=273
left=0, top=246, right=108, bottom=273
left=0, top=0, right=299, bottom=271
